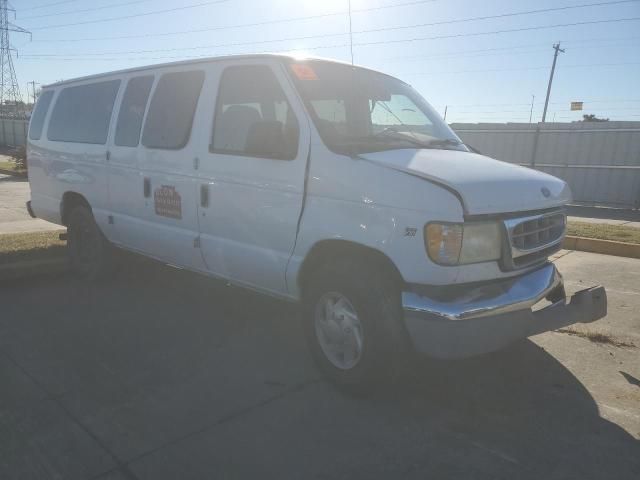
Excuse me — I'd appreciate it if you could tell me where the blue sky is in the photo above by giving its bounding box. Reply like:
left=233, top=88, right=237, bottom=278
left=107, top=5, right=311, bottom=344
left=11, top=0, right=640, bottom=123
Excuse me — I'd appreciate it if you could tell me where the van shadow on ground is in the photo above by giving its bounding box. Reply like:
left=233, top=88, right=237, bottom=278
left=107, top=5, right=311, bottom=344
left=1, top=255, right=638, bottom=479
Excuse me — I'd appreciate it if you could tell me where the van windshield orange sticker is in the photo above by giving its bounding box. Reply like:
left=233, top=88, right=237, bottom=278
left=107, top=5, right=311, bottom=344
left=291, top=64, right=318, bottom=81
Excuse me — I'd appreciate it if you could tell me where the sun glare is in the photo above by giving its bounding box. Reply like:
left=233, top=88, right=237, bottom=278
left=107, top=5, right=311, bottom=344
left=298, top=0, right=347, bottom=14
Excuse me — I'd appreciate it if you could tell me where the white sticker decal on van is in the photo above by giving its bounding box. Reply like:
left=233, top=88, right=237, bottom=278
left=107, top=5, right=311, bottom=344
left=154, top=185, right=182, bottom=220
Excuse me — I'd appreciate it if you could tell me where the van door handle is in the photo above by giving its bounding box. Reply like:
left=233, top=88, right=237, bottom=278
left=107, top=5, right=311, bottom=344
left=200, top=184, right=209, bottom=208
left=143, top=177, right=151, bottom=198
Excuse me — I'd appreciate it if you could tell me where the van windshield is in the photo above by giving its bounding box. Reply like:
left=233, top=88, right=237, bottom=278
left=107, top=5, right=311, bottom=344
left=287, top=60, right=466, bottom=155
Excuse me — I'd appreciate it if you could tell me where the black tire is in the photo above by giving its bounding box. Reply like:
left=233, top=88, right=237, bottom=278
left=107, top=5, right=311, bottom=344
left=303, top=258, right=405, bottom=390
left=67, top=205, right=114, bottom=281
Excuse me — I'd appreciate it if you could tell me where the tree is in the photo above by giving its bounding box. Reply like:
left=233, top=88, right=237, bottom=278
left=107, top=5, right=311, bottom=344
left=582, top=114, right=609, bottom=122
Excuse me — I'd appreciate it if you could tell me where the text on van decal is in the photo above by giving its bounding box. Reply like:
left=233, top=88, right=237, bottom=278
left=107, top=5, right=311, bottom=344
left=154, top=185, right=182, bottom=219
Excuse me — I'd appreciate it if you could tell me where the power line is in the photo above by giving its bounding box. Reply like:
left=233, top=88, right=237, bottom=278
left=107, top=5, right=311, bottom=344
left=401, top=61, right=640, bottom=76
left=352, top=0, right=640, bottom=36
left=25, top=0, right=639, bottom=42
left=19, top=0, right=156, bottom=21
left=26, top=0, right=231, bottom=30
left=378, top=34, right=640, bottom=62
left=436, top=98, right=640, bottom=109
left=353, top=16, right=640, bottom=48
left=19, top=54, right=640, bottom=77
left=19, top=0, right=78, bottom=12
left=454, top=106, right=640, bottom=113
left=380, top=39, right=639, bottom=63
left=20, top=16, right=640, bottom=57
left=30, top=0, right=440, bottom=42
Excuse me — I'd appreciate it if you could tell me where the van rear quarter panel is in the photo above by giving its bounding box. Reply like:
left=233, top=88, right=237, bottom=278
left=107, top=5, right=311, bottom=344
left=28, top=79, right=121, bottom=233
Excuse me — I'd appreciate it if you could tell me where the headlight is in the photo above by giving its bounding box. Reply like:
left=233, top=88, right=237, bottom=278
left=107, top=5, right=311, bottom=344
left=425, top=222, right=502, bottom=266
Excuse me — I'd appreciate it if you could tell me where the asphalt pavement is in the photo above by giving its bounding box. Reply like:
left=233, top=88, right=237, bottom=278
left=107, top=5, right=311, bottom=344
left=0, top=249, right=638, bottom=479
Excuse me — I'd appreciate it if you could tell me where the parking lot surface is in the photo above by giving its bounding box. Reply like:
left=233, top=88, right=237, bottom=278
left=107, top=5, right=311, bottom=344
left=0, top=173, right=60, bottom=234
left=1, top=250, right=638, bottom=479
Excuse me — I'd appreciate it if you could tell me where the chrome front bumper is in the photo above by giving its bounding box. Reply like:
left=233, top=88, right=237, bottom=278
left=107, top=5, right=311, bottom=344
left=402, top=263, right=607, bottom=359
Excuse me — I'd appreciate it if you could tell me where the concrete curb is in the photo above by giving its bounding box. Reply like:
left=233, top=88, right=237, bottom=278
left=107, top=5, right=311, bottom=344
left=0, top=257, right=67, bottom=281
left=563, top=236, right=640, bottom=259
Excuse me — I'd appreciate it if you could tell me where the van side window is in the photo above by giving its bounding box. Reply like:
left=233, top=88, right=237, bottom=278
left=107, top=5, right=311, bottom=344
left=141, top=70, right=204, bottom=150
left=28, top=90, right=54, bottom=141
left=211, top=65, right=299, bottom=160
left=115, top=75, right=154, bottom=147
left=47, top=80, right=121, bottom=144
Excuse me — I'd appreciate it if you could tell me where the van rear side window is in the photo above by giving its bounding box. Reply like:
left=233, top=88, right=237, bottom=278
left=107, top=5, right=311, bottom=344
left=115, top=75, right=154, bottom=147
left=28, top=90, right=54, bottom=141
left=47, top=80, right=121, bottom=144
left=141, top=70, right=204, bottom=150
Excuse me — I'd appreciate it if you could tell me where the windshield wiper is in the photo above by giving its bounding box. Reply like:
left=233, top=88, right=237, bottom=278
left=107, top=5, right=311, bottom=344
left=426, top=138, right=463, bottom=148
left=371, top=128, right=433, bottom=148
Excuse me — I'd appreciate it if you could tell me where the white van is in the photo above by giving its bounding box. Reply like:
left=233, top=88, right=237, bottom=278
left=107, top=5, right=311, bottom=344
left=27, top=54, right=606, bottom=386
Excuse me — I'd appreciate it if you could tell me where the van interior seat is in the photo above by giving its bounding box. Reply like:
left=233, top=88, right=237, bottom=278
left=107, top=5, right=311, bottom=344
left=245, top=120, right=285, bottom=157
left=215, top=105, right=262, bottom=151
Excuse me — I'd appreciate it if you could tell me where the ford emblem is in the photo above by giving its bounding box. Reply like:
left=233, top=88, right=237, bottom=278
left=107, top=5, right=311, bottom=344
left=541, top=187, right=551, bottom=198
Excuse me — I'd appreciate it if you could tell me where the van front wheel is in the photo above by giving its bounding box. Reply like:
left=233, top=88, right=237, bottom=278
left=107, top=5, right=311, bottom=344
left=303, top=260, right=403, bottom=389
left=67, top=206, right=113, bottom=281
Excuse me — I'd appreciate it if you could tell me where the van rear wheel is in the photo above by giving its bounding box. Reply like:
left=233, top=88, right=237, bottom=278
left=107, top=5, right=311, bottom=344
left=67, top=206, right=113, bottom=281
left=303, top=260, right=404, bottom=390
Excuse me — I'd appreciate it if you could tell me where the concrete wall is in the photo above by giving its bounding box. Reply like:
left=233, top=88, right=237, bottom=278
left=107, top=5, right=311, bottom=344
left=452, top=121, right=640, bottom=209
left=0, top=117, right=28, bottom=147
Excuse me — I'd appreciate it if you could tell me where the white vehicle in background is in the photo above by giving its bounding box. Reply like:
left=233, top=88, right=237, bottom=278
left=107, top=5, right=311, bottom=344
left=26, top=55, right=607, bottom=387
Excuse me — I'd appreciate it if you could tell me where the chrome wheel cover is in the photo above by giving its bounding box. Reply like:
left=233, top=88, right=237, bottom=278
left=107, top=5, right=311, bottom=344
left=314, top=292, right=363, bottom=370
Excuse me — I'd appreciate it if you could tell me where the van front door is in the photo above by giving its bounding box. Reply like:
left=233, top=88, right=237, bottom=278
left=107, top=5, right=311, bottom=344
left=196, top=62, right=309, bottom=296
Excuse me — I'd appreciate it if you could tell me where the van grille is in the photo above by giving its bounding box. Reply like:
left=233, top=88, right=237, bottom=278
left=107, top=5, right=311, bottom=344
left=511, top=214, right=565, bottom=251
left=503, top=211, right=566, bottom=269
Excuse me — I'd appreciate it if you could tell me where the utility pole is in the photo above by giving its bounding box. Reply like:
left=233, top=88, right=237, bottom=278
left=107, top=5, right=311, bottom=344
left=529, top=94, right=535, bottom=123
left=347, top=0, right=354, bottom=65
left=541, top=43, right=564, bottom=123
left=27, top=80, right=39, bottom=104
left=0, top=0, right=30, bottom=117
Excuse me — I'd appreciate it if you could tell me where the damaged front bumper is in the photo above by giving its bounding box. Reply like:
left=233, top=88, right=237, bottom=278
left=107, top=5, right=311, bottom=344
left=402, top=263, right=607, bottom=359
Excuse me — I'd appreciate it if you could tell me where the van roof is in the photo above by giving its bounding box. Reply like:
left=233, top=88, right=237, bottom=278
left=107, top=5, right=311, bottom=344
left=42, top=53, right=387, bottom=88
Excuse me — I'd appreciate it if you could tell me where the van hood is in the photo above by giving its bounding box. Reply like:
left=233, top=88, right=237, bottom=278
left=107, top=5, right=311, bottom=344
left=359, top=149, right=571, bottom=215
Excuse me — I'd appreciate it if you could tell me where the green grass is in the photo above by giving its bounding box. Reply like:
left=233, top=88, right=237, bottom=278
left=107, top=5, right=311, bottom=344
left=0, top=160, right=25, bottom=174
left=0, top=231, right=66, bottom=265
left=567, top=221, right=640, bottom=245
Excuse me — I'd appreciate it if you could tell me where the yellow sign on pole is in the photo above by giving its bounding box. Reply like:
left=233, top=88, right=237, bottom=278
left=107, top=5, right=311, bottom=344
left=571, top=102, right=584, bottom=111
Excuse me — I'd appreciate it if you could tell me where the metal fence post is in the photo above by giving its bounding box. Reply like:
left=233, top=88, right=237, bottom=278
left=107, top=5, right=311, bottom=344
left=529, top=123, right=541, bottom=168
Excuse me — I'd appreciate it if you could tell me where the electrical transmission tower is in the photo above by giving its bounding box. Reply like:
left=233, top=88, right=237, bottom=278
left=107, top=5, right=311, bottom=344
left=0, top=1, right=30, bottom=117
